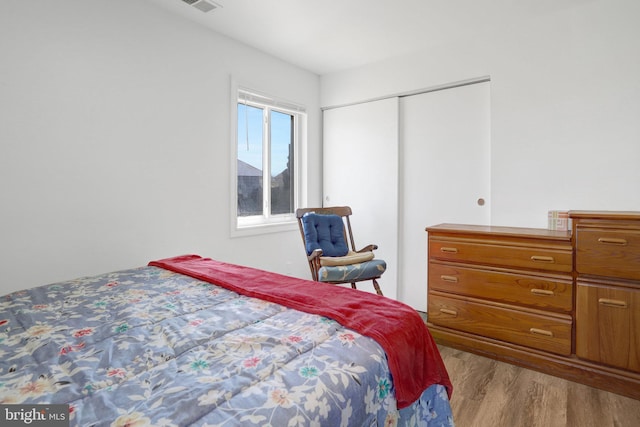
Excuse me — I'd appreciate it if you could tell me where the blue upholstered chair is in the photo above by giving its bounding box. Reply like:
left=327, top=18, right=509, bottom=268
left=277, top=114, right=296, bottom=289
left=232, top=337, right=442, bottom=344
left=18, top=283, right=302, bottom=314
left=296, top=206, right=385, bottom=295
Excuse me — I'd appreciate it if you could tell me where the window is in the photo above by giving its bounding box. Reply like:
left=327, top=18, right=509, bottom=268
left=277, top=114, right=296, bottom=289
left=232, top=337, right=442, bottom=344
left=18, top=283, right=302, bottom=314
left=232, top=86, right=306, bottom=234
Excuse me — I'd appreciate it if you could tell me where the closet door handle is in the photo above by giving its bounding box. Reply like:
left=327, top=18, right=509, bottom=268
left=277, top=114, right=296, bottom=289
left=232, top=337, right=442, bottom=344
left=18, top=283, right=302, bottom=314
left=440, top=275, right=458, bottom=283
left=439, top=308, right=458, bottom=316
left=530, top=289, right=554, bottom=296
left=531, top=255, right=555, bottom=263
left=598, top=298, right=628, bottom=308
left=440, top=247, right=458, bottom=254
left=598, top=237, right=627, bottom=245
left=529, top=328, right=554, bottom=337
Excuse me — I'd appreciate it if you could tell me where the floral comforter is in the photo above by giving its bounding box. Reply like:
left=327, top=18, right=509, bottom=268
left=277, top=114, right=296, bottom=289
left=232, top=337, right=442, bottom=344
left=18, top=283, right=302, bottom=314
left=0, top=266, right=454, bottom=426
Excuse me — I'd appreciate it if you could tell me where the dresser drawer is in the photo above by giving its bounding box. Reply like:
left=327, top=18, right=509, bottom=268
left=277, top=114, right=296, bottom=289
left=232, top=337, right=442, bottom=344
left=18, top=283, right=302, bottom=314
left=428, top=293, right=572, bottom=356
left=576, top=281, right=640, bottom=372
left=429, top=238, right=572, bottom=273
left=429, top=262, right=573, bottom=312
left=575, top=227, right=640, bottom=280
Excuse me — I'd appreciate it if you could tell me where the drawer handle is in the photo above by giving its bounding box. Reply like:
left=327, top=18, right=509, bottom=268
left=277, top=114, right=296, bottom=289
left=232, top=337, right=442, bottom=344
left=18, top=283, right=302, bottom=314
left=440, top=275, right=458, bottom=283
left=598, top=298, right=628, bottom=308
left=530, top=289, right=555, bottom=296
left=597, top=237, right=628, bottom=245
left=439, top=308, right=458, bottom=316
left=440, top=247, right=459, bottom=254
left=530, top=255, right=555, bottom=263
left=529, top=328, right=554, bottom=337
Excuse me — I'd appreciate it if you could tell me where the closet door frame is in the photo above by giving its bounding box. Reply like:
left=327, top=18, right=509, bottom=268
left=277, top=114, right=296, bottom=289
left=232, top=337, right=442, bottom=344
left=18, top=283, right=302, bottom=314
left=322, top=77, right=491, bottom=306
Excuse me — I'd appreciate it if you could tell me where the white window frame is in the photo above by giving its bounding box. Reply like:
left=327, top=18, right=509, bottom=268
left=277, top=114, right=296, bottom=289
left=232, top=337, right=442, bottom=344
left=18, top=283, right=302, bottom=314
left=230, top=80, right=307, bottom=237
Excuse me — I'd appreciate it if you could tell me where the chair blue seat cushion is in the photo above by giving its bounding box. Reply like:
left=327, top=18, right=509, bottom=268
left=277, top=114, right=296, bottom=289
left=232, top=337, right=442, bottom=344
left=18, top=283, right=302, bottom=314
left=318, top=259, right=387, bottom=283
left=301, top=213, right=349, bottom=257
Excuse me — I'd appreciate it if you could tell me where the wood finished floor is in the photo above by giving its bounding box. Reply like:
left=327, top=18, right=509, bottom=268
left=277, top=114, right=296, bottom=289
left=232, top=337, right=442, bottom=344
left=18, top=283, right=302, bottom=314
left=438, top=345, right=640, bottom=427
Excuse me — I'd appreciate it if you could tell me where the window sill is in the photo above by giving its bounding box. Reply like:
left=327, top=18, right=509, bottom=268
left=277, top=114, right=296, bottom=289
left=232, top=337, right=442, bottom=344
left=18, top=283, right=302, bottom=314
left=231, top=220, right=298, bottom=238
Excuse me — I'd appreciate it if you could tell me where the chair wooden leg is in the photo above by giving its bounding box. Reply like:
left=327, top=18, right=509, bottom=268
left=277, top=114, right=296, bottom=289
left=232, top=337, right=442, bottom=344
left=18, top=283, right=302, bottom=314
left=372, top=279, right=383, bottom=296
left=350, top=283, right=357, bottom=290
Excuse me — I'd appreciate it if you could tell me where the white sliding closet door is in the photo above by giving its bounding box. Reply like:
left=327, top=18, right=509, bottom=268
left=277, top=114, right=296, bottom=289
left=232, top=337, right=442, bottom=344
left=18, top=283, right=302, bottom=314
left=322, top=98, right=399, bottom=298
left=399, top=81, right=491, bottom=311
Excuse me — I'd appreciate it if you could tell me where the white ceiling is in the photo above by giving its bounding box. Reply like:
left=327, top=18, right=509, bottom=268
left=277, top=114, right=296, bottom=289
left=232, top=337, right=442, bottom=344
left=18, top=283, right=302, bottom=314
left=145, top=0, right=590, bottom=75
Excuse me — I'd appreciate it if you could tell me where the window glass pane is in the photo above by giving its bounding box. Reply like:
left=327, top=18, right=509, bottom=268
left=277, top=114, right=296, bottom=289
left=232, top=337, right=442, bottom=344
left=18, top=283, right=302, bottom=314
left=270, top=110, right=294, bottom=215
left=237, top=103, right=264, bottom=217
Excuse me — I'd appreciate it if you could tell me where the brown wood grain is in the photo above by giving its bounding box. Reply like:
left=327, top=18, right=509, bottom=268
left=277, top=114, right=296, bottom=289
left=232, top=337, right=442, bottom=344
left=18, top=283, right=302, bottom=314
left=575, top=227, right=640, bottom=280
left=429, top=261, right=573, bottom=312
left=576, top=281, right=640, bottom=371
left=427, top=213, right=640, bottom=402
left=429, top=292, right=572, bottom=356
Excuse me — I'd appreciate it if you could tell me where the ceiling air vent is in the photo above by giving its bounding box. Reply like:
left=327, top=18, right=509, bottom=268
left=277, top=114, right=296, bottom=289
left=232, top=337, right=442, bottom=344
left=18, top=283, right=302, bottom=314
left=181, top=0, right=221, bottom=13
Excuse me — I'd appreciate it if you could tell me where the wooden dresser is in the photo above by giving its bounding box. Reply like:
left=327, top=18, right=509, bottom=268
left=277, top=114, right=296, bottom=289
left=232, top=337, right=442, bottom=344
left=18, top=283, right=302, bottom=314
left=426, top=214, right=640, bottom=400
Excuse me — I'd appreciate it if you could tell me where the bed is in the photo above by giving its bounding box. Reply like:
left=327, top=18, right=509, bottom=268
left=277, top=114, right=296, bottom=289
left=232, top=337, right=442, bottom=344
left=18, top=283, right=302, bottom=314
left=0, top=255, right=454, bottom=426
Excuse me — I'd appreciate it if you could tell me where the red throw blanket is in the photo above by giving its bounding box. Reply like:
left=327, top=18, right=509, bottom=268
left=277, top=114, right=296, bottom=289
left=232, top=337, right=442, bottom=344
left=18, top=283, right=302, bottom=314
left=149, top=255, right=452, bottom=409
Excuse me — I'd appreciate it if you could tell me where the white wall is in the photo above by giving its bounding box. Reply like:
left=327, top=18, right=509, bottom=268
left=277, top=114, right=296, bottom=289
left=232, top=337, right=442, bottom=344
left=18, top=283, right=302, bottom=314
left=321, top=0, right=640, bottom=228
left=0, top=0, right=321, bottom=294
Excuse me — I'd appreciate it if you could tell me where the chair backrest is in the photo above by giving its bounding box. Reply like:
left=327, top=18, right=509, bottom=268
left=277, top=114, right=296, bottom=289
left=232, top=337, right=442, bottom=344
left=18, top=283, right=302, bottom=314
left=296, top=206, right=357, bottom=255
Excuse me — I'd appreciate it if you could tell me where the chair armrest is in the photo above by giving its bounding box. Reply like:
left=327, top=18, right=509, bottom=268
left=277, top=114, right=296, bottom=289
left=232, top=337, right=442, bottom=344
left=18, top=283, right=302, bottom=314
left=357, top=244, right=378, bottom=253
left=307, top=249, right=324, bottom=281
left=308, top=248, right=324, bottom=260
